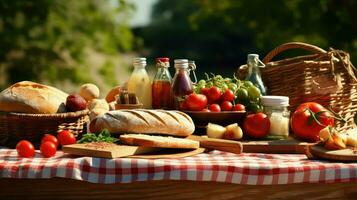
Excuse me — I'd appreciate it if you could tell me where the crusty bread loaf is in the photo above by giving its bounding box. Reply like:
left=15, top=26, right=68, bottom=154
left=120, top=134, right=199, bottom=149
left=0, top=81, right=68, bottom=114
left=90, top=109, right=195, bottom=136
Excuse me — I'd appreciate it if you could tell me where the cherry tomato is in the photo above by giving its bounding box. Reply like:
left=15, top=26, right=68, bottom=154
left=291, top=102, right=334, bottom=142
left=200, top=87, right=210, bottom=96
left=185, top=93, right=208, bottom=111
left=243, top=113, right=270, bottom=139
left=233, top=104, right=246, bottom=112
left=16, top=140, right=35, bottom=158
left=57, top=130, right=76, bottom=145
left=209, top=104, right=221, bottom=112
left=41, top=134, right=59, bottom=147
left=202, top=108, right=211, bottom=112
left=40, top=141, right=57, bottom=157
left=208, top=86, right=221, bottom=102
left=179, top=100, right=189, bottom=111
left=220, top=101, right=233, bottom=111
left=221, top=89, right=234, bottom=102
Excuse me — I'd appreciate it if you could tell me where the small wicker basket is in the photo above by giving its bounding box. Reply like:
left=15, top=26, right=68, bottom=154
left=0, top=109, right=89, bottom=147
left=251, top=42, right=357, bottom=131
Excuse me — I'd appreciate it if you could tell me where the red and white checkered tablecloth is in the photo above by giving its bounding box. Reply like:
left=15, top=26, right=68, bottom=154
left=0, top=148, right=356, bottom=185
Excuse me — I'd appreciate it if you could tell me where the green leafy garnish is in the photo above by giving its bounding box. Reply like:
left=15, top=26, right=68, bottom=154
left=77, top=129, right=119, bottom=144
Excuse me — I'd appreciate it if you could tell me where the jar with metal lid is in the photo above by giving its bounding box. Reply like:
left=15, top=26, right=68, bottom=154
left=261, top=96, right=290, bottom=139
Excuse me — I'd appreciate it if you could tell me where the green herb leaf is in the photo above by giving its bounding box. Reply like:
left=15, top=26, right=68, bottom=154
left=77, top=129, right=119, bottom=144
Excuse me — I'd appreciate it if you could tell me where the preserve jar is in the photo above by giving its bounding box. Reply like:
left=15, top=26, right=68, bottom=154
left=127, top=57, right=152, bottom=108
left=261, top=96, right=290, bottom=139
left=152, top=57, right=173, bottom=109
left=171, top=59, right=194, bottom=109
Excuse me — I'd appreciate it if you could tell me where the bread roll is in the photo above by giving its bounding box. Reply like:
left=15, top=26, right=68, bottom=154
left=79, top=83, right=100, bottom=102
left=88, top=99, right=109, bottom=111
left=0, top=81, right=68, bottom=114
left=90, top=109, right=195, bottom=136
left=120, top=134, right=199, bottom=149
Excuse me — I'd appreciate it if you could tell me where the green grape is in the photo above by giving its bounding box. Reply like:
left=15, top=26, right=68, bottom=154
left=248, top=86, right=261, bottom=100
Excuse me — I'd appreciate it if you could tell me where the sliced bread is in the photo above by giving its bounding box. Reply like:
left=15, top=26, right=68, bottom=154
left=120, top=134, right=200, bottom=149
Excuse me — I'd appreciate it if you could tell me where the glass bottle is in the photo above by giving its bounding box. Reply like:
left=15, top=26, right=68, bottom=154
left=245, top=54, right=267, bottom=95
left=127, top=57, right=152, bottom=108
left=261, top=96, right=290, bottom=139
left=171, top=59, right=193, bottom=109
left=152, top=57, right=173, bottom=109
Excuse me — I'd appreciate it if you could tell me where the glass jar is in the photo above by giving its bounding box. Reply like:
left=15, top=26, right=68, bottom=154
left=261, top=96, right=290, bottom=139
left=152, top=57, right=173, bottom=109
left=171, top=59, right=193, bottom=109
left=127, top=57, right=152, bottom=108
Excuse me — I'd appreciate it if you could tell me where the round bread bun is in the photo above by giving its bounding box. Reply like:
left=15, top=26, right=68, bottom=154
left=88, top=99, right=109, bottom=111
left=105, top=86, right=122, bottom=103
left=79, top=83, right=100, bottom=102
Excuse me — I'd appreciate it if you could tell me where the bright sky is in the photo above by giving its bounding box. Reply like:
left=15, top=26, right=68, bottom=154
left=128, top=0, right=158, bottom=27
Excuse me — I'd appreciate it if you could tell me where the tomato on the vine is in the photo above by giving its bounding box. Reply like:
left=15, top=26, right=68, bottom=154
left=208, top=86, right=221, bottom=102
left=209, top=104, right=221, bottom=112
left=221, top=89, right=234, bottom=102
left=16, top=140, right=35, bottom=158
left=291, top=102, right=334, bottom=142
left=233, top=104, right=245, bottom=112
left=220, top=101, right=233, bottom=111
left=243, top=113, right=270, bottom=139
left=185, top=93, right=208, bottom=111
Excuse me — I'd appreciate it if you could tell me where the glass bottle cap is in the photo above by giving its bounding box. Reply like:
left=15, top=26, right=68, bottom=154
left=133, top=57, right=146, bottom=65
left=174, top=59, right=189, bottom=69
left=261, top=96, right=289, bottom=107
left=156, top=57, right=170, bottom=63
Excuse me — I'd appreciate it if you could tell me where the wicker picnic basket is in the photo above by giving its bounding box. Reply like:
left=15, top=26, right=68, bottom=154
left=0, top=109, right=89, bottom=147
left=258, top=42, right=357, bottom=131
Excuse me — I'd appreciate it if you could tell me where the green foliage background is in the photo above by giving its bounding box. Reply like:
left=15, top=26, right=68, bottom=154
left=135, top=0, right=357, bottom=79
left=0, top=0, right=134, bottom=91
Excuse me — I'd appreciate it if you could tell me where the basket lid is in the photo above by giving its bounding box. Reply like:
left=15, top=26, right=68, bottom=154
left=261, top=96, right=289, bottom=107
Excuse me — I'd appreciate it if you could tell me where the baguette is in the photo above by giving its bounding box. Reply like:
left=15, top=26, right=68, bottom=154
left=120, top=134, right=199, bottom=149
left=0, top=81, right=68, bottom=114
left=89, top=109, right=195, bottom=137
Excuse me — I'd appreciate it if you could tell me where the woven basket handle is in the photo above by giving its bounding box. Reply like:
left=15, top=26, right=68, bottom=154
left=262, top=42, right=327, bottom=64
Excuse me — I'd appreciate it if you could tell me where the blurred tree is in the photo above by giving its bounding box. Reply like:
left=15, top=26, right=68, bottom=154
left=0, top=0, right=134, bottom=89
left=135, top=0, right=357, bottom=78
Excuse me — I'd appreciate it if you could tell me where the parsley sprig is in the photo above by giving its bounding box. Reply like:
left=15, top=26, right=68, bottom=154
left=77, top=129, right=119, bottom=144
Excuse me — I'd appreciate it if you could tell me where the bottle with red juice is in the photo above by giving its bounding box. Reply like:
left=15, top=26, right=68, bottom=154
left=171, top=59, right=195, bottom=109
left=152, top=57, right=173, bottom=109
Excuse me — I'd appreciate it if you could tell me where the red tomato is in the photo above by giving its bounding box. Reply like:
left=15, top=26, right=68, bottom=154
left=185, top=93, right=208, bottom=111
left=209, top=104, right=221, bottom=112
left=179, top=100, right=189, bottom=111
left=291, top=102, right=334, bottom=142
left=220, top=101, right=233, bottom=111
left=233, top=104, right=246, bottom=112
left=57, top=130, right=76, bottom=145
left=40, top=141, right=57, bottom=157
left=200, top=87, right=210, bottom=96
left=202, top=108, right=211, bottom=112
left=221, top=89, right=234, bottom=102
left=16, top=140, right=35, bottom=158
left=41, top=134, right=59, bottom=147
left=243, top=113, right=270, bottom=139
left=208, top=86, right=221, bottom=102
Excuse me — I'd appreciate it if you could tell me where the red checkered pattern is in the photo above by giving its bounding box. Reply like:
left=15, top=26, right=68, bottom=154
left=0, top=148, right=356, bottom=185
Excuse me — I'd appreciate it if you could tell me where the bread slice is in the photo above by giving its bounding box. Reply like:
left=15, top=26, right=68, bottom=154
left=120, top=134, right=200, bottom=149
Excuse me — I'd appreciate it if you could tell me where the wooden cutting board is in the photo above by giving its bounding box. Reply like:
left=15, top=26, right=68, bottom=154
left=242, top=138, right=315, bottom=154
left=62, top=143, right=204, bottom=159
left=308, top=145, right=357, bottom=162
